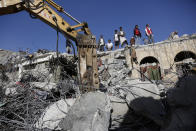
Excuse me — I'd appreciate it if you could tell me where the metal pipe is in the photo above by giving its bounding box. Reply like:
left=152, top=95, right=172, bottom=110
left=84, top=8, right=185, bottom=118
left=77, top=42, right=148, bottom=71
left=62, top=10, right=81, bottom=24
left=45, top=0, right=81, bottom=24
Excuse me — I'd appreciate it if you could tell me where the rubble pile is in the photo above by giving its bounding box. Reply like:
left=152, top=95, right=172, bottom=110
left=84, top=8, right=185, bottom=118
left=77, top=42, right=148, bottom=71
left=0, top=48, right=196, bottom=131
left=98, top=49, right=196, bottom=131
left=0, top=49, right=80, bottom=130
left=98, top=50, right=129, bottom=87
left=0, top=50, right=20, bottom=66
left=0, top=79, right=79, bottom=130
left=0, top=83, right=50, bottom=130
left=98, top=50, right=163, bottom=130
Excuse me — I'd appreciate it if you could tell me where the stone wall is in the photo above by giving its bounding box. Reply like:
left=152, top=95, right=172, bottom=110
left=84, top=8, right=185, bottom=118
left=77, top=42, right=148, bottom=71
left=98, top=34, right=196, bottom=82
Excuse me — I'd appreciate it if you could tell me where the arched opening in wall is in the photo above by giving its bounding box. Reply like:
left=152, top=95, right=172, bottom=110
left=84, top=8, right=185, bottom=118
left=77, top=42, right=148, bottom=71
left=174, top=51, right=196, bottom=76
left=139, top=56, right=161, bottom=81
left=174, top=51, right=196, bottom=62
left=140, top=56, right=159, bottom=65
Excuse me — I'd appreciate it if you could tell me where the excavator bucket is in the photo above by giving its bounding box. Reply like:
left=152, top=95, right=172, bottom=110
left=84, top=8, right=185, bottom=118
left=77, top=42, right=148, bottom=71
left=0, top=0, right=23, bottom=15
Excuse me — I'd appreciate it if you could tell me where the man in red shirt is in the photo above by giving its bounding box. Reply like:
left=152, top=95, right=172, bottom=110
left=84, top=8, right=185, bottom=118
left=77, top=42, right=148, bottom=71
left=145, top=24, right=154, bottom=44
left=134, top=25, right=142, bottom=45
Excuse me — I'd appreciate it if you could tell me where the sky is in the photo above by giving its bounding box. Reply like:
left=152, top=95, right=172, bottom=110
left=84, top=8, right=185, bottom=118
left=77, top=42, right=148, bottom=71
left=0, top=0, right=196, bottom=53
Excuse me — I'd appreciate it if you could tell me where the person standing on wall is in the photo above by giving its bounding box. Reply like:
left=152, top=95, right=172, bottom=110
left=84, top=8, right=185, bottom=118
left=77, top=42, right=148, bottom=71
left=129, top=36, right=138, bottom=67
left=106, top=39, right=113, bottom=51
left=114, top=30, right=120, bottom=49
left=145, top=24, right=154, bottom=44
left=118, top=27, right=128, bottom=48
left=134, top=25, right=142, bottom=45
left=130, top=36, right=135, bottom=47
left=98, top=35, right=105, bottom=52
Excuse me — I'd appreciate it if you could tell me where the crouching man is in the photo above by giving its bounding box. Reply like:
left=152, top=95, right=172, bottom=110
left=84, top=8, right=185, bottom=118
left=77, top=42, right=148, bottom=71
left=106, top=39, right=113, bottom=51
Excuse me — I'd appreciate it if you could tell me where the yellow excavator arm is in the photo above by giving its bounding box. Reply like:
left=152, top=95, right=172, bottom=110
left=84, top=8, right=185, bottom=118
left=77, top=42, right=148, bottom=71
left=0, top=0, right=90, bottom=41
left=0, top=0, right=99, bottom=92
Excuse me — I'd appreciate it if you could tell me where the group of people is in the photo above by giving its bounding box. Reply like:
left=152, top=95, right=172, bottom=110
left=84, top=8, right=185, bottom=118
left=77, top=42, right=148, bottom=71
left=97, top=24, right=154, bottom=52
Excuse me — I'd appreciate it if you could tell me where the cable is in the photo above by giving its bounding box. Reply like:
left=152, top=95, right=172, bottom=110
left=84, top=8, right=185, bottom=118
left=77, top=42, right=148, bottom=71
left=25, top=0, right=44, bottom=10
left=26, top=0, right=45, bottom=19
left=52, top=15, right=63, bottom=61
left=66, top=39, right=76, bottom=59
left=51, top=15, right=81, bottom=86
left=54, top=17, right=60, bottom=59
left=53, top=16, right=77, bottom=65
left=29, top=13, right=37, bottom=19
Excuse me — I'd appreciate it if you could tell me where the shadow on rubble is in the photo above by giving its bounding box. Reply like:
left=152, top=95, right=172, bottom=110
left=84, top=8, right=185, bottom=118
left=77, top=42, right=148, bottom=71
left=110, top=74, right=196, bottom=131
left=110, top=97, right=164, bottom=131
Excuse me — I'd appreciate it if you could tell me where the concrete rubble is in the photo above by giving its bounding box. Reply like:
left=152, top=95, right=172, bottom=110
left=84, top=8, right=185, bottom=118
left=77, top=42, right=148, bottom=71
left=97, top=48, right=196, bottom=130
left=35, top=98, right=76, bottom=130
left=0, top=45, right=196, bottom=131
left=97, top=49, right=164, bottom=130
left=59, top=92, right=111, bottom=131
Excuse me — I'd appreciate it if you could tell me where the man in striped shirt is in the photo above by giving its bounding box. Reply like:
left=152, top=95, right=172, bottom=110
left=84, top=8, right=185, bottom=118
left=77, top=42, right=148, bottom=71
left=145, top=24, right=154, bottom=44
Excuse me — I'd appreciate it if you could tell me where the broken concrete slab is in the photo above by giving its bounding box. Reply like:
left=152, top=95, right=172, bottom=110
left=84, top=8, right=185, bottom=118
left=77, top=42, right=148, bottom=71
left=109, top=95, right=129, bottom=118
left=59, top=92, right=111, bottom=131
left=114, top=53, right=126, bottom=59
left=30, top=82, right=57, bottom=91
left=35, top=99, right=76, bottom=130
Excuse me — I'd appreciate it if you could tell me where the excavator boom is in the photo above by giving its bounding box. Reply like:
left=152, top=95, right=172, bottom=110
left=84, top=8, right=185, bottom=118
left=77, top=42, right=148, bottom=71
left=0, top=0, right=99, bottom=92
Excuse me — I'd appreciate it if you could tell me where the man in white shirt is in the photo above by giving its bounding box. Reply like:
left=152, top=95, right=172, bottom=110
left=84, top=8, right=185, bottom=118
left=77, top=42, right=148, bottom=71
left=173, top=31, right=179, bottom=39
left=114, top=30, right=120, bottom=49
left=118, top=27, right=128, bottom=47
left=173, top=33, right=179, bottom=39
left=98, top=35, right=105, bottom=52
left=106, top=39, right=113, bottom=51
